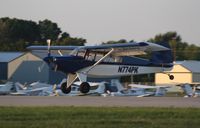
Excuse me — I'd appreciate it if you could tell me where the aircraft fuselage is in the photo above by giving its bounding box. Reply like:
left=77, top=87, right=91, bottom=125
left=44, top=55, right=172, bottom=78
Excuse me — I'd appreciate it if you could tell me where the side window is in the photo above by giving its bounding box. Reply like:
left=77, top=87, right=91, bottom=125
left=102, top=56, right=115, bottom=63
left=76, top=51, right=84, bottom=57
left=114, top=57, right=122, bottom=63
left=85, top=52, right=96, bottom=61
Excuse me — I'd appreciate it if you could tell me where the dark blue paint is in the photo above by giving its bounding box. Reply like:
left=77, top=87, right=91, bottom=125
left=44, top=56, right=94, bottom=73
left=44, top=52, right=173, bottom=75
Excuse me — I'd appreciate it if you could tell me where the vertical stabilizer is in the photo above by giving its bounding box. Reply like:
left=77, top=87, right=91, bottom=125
left=151, top=42, right=173, bottom=64
left=111, top=79, right=124, bottom=92
left=155, top=87, right=167, bottom=96
left=94, top=82, right=106, bottom=94
left=181, top=84, right=193, bottom=97
left=14, top=82, right=25, bottom=91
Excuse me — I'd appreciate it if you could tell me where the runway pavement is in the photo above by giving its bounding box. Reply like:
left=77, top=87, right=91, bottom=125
left=0, top=96, right=200, bottom=107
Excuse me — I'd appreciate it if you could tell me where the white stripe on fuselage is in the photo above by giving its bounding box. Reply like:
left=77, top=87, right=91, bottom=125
left=78, top=64, right=172, bottom=78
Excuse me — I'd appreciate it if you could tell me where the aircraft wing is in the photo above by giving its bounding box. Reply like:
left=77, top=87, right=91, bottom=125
left=27, top=42, right=170, bottom=56
left=83, top=42, right=169, bottom=51
left=27, top=46, right=79, bottom=50
left=137, top=93, right=154, bottom=97
left=129, top=84, right=170, bottom=89
left=10, top=92, right=27, bottom=96
left=129, top=84, right=158, bottom=89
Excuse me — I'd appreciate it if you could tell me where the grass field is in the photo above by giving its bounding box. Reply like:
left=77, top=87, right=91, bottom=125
left=0, top=107, right=200, bottom=128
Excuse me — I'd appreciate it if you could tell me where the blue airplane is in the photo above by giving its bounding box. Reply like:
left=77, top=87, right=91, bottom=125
left=27, top=40, right=174, bottom=94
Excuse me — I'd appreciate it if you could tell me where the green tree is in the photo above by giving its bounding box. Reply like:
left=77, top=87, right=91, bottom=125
left=149, top=31, right=181, bottom=43
left=149, top=31, right=200, bottom=60
left=59, top=32, right=70, bottom=41
left=38, top=19, right=61, bottom=42
left=0, top=17, right=86, bottom=51
left=56, top=37, right=86, bottom=46
left=0, top=17, right=40, bottom=51
left=102, top=39, right=132, bottom=44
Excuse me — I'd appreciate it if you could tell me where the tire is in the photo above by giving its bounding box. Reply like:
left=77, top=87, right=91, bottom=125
left=80, top=82, right=90, bottom=94
left=169, top=75, right=174, bottom=80
left=61, top=82, right=71, bottom=94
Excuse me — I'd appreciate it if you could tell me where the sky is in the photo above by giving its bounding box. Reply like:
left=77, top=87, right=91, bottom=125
left=0, top=0, right=199, bottom=45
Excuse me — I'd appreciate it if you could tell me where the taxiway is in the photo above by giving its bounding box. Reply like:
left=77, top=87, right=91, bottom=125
left=0, top=96, right=199, bottom=107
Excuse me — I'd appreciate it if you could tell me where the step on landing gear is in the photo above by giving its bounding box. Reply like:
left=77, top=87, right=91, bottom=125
left=80, top=82, right=90, bottom=94
left=61, top=82, right=71, bottom=94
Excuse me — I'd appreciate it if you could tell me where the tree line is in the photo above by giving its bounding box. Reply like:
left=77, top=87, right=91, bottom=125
left=0, top=17, right=200, bottom=60
left=0, top=17, right=86, bottom=51
left=102, top=32, right=200, bottom=61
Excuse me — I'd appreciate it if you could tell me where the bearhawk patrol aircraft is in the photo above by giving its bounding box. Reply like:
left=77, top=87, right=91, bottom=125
left=27, top=40, right=174, bottom=94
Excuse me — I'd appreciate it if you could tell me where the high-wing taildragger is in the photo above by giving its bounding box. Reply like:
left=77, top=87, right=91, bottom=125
left=27, top=41, right=174, bottom=94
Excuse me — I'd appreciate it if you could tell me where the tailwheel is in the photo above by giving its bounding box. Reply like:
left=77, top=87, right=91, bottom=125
left=169, top=75, right=174, bottom=80
left=61, top=82, right=71, bottom=94
left=80, top=82, right=90, bottom=94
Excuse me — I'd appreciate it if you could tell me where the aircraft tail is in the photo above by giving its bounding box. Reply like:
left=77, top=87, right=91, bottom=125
left=155, top=87, right=167, bottom=96
left=151, top=42, right=173, bottom=64
left=0, top=82, right=14, bottom=94
left=14, top=82, right=25, bottom=91
left=181, top=84, right=193, bottom=97
left=94, top=82, right=106, bottom=94
left=111, top=79, right=124, bottom=92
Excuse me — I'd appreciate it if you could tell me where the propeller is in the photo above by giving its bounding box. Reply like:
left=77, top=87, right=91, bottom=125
left=40, top=39, right=60, bottom=72
left=47, top=39, right=51, bottom=57
left=38, top=39, right=51, bottom=72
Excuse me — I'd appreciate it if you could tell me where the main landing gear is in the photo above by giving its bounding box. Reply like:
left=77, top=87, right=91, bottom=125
left=80, top=82, right=90, bottom=94
left=60, top=82, right=91, bottom=94
left=61, top=82, right=71, bottom=94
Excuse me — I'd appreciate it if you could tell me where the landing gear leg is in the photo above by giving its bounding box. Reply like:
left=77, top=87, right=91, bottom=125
left=61, top=82, right=72, bottom=94
left=80, top=82, right=90, bottom=94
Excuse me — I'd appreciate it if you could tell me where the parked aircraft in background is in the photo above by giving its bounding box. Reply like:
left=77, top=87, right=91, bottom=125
left=55, top=79, right=107, bottom=96
left=28, top=81, right=51, bottom=89
left=27, top=40, right=174, bottom=94
left=178, top=83, right=200, bottom=97
left=10, top=82, right=55, bottom=96
left=0, top=82, right=14, bottom=95
left=128, top=84, right=170, bottom=97
left=109, top=80, right=169, bottom=97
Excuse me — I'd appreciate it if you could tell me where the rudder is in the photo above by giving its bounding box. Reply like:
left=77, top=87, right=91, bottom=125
left=151, top=42, right=173, bottom=64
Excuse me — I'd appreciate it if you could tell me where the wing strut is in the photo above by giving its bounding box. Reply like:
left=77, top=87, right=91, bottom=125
left=66, top=48, right=114, bottom=88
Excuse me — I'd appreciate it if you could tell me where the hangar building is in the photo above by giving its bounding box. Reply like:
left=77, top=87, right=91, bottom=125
left=0, top=52, right=48, bottom=83
left=0, top=52, right=65, bottom=84
left=155, top=61, right=200, bottom=85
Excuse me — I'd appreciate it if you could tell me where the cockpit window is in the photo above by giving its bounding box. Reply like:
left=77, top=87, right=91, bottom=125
left=71, top=49, right=123, bottom=63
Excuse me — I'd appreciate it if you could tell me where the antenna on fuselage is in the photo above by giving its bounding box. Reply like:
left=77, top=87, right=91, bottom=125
left=47, top=39, right=51, bottom=57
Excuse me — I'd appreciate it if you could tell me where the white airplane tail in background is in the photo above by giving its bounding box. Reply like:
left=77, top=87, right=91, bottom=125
left=155, top=87, right=167, bottom=96
left=0, top=82, right=14, bottom=95
left=111, top=79, right=125, bottom=92
left=129, top=84, right=169, bottom=97
left=180, top=84, right=194, bottom=97
left=94, top=82, right=106, bottom=94
left=14, top=82, right=26, bottom=91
